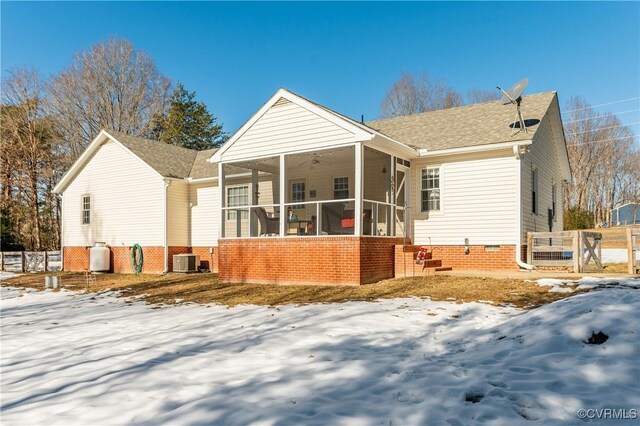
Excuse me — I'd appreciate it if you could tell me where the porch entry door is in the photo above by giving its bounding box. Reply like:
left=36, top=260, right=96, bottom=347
left=395, top=165, right=410, bottom=238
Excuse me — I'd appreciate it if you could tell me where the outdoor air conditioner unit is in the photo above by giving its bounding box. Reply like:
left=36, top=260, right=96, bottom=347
left=173, top=254, right=200, bottom=273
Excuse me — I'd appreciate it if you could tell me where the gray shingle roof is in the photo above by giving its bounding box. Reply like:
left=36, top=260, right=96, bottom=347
left=365, top=92, right=557, bottom=151
left=105, top=130, right=219, bottom=179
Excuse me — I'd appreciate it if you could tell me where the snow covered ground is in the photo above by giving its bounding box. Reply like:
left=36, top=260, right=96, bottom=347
left=1, top=277, right=639, bottom=425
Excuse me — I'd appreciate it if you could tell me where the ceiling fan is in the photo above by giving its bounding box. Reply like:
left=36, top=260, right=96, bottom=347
left=297, top=154, right=329, bottom=169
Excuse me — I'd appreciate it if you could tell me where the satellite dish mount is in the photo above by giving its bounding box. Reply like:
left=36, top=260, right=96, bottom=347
left=497, top=77, right=529, bottom=136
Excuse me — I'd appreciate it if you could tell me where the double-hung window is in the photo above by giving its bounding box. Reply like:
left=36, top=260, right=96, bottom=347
left=532, top=168, right=539, bottom=214
left=421, top=167, right=440, bottom=212
left=333, top=177, right=349, bottom=199
left=81, top=194, right=91, bottom=225
left=227, top=186, right=249, bottom=220
left=291, top=180, right=306, bottom=209
left=552, top=181, right=557, bottom=221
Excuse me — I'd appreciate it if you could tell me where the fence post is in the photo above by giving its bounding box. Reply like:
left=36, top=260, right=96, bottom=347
left=628, top=228, right=635, bottom=275
left=44, top=251, right=49, bottom=272
left=526, top=233, right=533, bottom=264
left=0, top=252, right=3, bottom=271
left=572, top=230, right=580, bottom=273
left=21, top=252, right=25, bottom=273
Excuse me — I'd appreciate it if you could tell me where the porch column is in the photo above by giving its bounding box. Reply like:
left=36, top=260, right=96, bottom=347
left=355, top=143, right=363, bottom=236
left=218, top=162, right=225, bottom=239
left=251, top=169, right=259, bottom=236
left=279, top=154, right=286, bottom=237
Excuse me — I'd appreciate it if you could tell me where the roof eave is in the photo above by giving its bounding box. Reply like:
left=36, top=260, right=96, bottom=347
left=417, top=140, right=533, bottom=158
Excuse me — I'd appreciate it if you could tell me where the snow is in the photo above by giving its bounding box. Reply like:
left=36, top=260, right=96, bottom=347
left=1, top=279, right=639, bottom=425
left=533, top=276, right=640, bottom=293
left=601, top=248, right=630, bottom=263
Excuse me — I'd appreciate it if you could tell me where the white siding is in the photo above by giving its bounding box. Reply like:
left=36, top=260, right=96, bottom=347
left=411, top=150, right=518, bottom=245
left=63, top=140, right=164, bottom=246
left=190, top=182, right=219, bottom=246
left=521, top=109, right=565, bottom=242
left=222, top=99, right=359, bottom=161
left=167, top=181, right=190, bottom=246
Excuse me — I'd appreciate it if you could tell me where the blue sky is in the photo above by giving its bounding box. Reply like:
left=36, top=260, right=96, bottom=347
left=2, top=1, right=639, bottom=137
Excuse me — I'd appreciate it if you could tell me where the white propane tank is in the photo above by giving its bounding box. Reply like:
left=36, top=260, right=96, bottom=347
left=90, top=242, right=110, bottom=272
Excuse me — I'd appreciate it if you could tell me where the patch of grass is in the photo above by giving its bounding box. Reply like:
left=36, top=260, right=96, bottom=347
left=603, top=263, right=631, bottom=274
left=2, top=271, right=581, bottom=309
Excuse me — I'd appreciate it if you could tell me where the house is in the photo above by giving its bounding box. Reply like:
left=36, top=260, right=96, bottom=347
left=611, top=202, right=640, bottom=226
left=54, top=88, right=570, bottom=285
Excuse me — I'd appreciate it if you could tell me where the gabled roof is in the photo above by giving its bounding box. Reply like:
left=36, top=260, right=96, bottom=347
left=366, top=92, right=557, bottom=151
left=211, top=88, right=416, bottom=162
left=54, top=129, right=220, bottom=193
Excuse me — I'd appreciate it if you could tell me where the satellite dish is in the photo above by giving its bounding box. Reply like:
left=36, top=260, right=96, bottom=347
left=497, top=77, right=529, bottom=135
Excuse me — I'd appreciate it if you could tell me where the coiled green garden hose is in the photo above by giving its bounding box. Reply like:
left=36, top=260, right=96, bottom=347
left=131, top=244, right=143, bottom=274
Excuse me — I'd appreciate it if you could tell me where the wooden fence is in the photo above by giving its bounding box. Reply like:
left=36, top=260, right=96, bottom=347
left=0, top=251, right=62, bottom=273
left=527, top=231, right=602, bottom=273
left=628, top=229, right=640, bottom=274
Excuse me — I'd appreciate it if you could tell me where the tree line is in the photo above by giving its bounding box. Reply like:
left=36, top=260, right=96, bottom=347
left=1, top=38, right=226, bottom=251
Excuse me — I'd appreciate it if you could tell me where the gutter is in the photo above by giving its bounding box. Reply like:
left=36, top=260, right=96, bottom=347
left=418, top=140, right=532, bottom=158
left=163, top=179, right=172, bottom=274
left=513, top=145, right=535, bottom=270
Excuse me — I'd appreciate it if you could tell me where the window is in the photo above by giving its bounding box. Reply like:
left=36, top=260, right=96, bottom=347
left=552, top=181, right=557, bottom=221
left=227, top=186, right=249, bottom=220
left=81, top=195, right=91, bottom=225
left=291, top=180, right=306, bottom=209
left=421, top=167, right=440, bottom=211
left=334, top=177, right=349, bottom=199
left=531, top=168, right=538, bottom=214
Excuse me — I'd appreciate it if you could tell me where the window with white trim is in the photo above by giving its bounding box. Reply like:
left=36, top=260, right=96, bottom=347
left=552, top=181, right=557, bottom=221
left=421, top=167, right=440, bottom=212
left=227, top=186, right=249, bottom=220
left=333, top=177, right=349, bottom=199
left=532, top=168, right=538, bottom=214
left=81, top=194, right=91, bottom=225
left=291, top=180, right=306, bottom=209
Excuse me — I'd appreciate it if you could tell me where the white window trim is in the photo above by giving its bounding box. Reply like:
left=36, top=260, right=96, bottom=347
left=333, top=176, right=350, bottom=200
left=289, top=179, right=306, bottom=210
left=226, top=184, right=250, bottom=220
left=531, top=165, right=539, bottom=215
left=552, top=179, right=557, bottom=222
left=81, top=194, right=91, bottom=226
left=419, top=165, right=443, bottom=215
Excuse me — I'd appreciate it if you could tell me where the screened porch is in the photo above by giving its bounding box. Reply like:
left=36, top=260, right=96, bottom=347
left=218, top=144, right=411, bottom=238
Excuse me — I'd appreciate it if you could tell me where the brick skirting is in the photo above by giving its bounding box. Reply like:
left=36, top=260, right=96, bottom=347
left=219, top=237, right=406, bottom=286
left=395, top=244, right=519, bottom=271
left=63, top=245, right=219, bottom=274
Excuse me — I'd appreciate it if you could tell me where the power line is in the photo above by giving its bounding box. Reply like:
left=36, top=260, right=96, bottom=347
left=563, top=108, right=640, bottom=124
left=569, top=121, right=640, bottom=136
left=561, top=97, right=640, bottom=114
left=567, top=135, right=637, bottom=146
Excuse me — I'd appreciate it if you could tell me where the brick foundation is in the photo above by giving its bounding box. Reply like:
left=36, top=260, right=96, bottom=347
left=63, top=245, right=219, bottom=274
left=395, top=244, right=519, bottom=272
left=219, top=237, right=405, bottom=286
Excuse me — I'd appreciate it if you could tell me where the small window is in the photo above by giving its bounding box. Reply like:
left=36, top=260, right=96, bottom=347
left=552, top=181, right=557, bottom=221
left=291, top=181, right=306, bottom=209
left=81, top=195, right=91, bottom=225
left=334, top=177, right=349, bottom=199
left=532, top=168, right=538, bottom=214
left=421, top=167, right=440, bottom=211
left=227, top=186, right=249, bottom=220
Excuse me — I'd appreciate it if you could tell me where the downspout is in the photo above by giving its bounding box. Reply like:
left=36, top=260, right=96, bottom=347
left=60, top=194, right=64, bottom=270
left=163, top=179, right=172, bottom=274
left=513, top=145, right=536, bottom=270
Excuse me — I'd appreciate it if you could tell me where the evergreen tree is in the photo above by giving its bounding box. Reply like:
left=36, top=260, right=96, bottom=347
left=160, top=83, right=226, bottom=150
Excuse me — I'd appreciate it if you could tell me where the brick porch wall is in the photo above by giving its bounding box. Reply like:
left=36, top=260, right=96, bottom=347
left=394, top=244, right=519, bottom=271
left=219, top=237, right=404, bottom=286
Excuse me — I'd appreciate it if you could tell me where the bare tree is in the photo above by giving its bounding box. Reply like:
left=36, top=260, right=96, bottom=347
left=1, top=68, right=58, bottom=249
left=563, top=96, right=639, bottom=227
left=380, top=71, right=463, bottom=118
left=47, top=38, right=171, bottom=158
left=467, top=88, right=501, bottom=104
